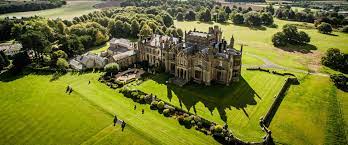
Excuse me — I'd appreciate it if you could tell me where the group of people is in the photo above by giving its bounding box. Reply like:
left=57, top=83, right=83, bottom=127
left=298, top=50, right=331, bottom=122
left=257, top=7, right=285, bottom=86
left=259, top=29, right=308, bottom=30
left=65, top=85, right=73, bottom=94
left=134, top=105, right=145, bottom=114
left=113, top=115, right=127, bottom=131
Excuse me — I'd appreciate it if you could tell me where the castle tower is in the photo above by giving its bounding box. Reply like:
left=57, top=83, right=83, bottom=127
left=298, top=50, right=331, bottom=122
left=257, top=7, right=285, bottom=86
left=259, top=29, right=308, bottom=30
left=230, top=35, right=234, bottom=48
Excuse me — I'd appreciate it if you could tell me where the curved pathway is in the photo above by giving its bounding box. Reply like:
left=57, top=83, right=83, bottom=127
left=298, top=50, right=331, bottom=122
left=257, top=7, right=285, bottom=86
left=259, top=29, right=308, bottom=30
left=243, top=52, right=329, bottom=77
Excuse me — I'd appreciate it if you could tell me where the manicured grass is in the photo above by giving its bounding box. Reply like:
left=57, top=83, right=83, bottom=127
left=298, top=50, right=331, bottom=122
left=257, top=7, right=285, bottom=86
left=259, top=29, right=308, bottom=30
left=175, top=19, right=348, bottom=71
left=132, top=69, right=287, bottom=142
left=89, top=42, right=110, bottom=54
left=270, top=74, right=348, bottom=145
left=0, top=1, right=101, bottom=20
left=242, top=54, right=264, bottom=66
left=0, top=72, right=219, bottom=145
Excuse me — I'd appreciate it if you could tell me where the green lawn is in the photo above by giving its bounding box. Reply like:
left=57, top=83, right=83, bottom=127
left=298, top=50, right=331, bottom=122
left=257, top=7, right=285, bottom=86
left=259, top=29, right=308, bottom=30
left=0, top=1, right=101, bottom=20
left=270, top=74, right=348, bottom=145
left=0, top=72, right=219, bottom=145
left=88, top=42, right=110, bottom=54
left=132, top=69, right=287, bottom=142
left=175, top=19, right=348, bottom=72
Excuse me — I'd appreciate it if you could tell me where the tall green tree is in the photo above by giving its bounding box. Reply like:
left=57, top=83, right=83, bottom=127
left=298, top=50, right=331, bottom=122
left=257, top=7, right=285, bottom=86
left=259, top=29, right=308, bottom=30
left=139, top=24, right=153, bottom=38
left=131, top=19, right=140, bottom=38
left=19, top=30, right=50, bottom=63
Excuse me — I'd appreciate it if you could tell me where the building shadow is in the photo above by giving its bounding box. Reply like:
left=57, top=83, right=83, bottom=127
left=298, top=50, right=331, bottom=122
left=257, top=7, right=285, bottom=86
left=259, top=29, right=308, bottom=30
left=152, top=74, right=259, bottom=123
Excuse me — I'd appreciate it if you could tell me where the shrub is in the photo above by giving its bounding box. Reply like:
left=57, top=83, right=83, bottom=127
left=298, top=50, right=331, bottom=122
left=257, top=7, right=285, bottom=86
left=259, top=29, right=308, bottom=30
left=272, top=32, right=287, bottom=47
left=342, top=26, right=348, bottom=33
left=183, top=116, right=192, bottom=127
left=111, top=84, right=118, bottom=89
left=157, top=101, right=165, bottom=110
left=150, top=100, right=158, bottom=110
left=131, top=91, right=139, bottom=98
left=104, top=63, right=120, bottom=73
left=139, top=95, right=145, bottom=103
left=232, top=13, right=244, bottom=25
left=321, top=48, right=347, bottom=73
left=213, top=125, right=223, bottom=133
left=56, top=58, right=69, bottom=70
left=244, top=11, right=262, bottom=27
left=144, top=95, right=153, bottom=104
left=272, top=24, right=310, bottom=46
left=318, top=22, right=333, bottom=34
left=178, top=115, right=185, bottom=125
left=202, top=119, right=212, bottom=128
left=163, top=108, right=171, bottom=117
left=330, top=74, right=348, bottom=91
left=176, top=12, right=184, bottom=21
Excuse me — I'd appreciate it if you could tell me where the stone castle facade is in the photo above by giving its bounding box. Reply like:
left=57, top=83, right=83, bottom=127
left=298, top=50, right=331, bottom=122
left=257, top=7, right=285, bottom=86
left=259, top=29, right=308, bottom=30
left=137, top=26, right=242, bottom=86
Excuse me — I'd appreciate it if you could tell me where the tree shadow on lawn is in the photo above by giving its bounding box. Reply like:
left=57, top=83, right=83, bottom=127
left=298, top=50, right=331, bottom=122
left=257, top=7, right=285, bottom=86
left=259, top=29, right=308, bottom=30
left=277, top=43, right=317, bottom=54
left=151, top=74, right=260, bottom=123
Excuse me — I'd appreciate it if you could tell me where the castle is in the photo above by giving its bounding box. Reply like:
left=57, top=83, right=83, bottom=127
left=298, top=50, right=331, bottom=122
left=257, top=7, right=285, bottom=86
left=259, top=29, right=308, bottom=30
left=137, top=26, right=242, bottom=86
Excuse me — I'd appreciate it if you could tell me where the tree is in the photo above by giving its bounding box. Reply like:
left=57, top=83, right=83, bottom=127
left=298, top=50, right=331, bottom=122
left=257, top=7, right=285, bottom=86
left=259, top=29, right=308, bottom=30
left=224, top=6, right=232, bottom=14
left=131, top=19, right=140, bottom=37
left=161, top=12, right=174, bottom=27
left=139, top=24, right=153, bottom=38
left=244, top=11, right=262, bottom=27
left=52, top=50, right=67, bottom=63
left=232, top=13, right=244, bottom=25
left=199, top=9, right=211, bottom=22
left=272, top=24, right=311, bottom=46
left=185, top=10, right=196, bottom=21
left=12, top=52, right=31, bottom=72
left=176, top=12, right=184, bottom=21
left=318, top=22, right=333, bottom=34
left=18, top=30, right=49, bottom=63
left=217, top=11, right=227, bottom=23
left=0, top=51, right=10, bottom=70
left=176, top=28, right=183, bottom=37
left=265, top=4, right=275, bottom=15
left=108, top=20, right=124, bottom=38
left=298, top=31, right=310, bottom=44
left=123, top=22, right=132, bottom=37
left=330, top=74, right=348, bottom=91
left=260, top=12, right=273, bottom=26
left=272, top=32, right=287, bottom=47
left=57, top=21, right=66, bottom=34
left=321, top=48, right=347, bottom=73
left=56, top=58, right=69, bottom=70
left=104, top=63, right=120, bottom=73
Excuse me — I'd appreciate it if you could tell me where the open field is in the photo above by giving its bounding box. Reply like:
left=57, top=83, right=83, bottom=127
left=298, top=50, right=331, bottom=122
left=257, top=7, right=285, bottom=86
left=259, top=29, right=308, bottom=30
left=0, top=1, right=101, bottom=20
left=175, top=19, right=348, bottom=72
left=132, top=70, right=287, bottom=142
left=0, top=72, right=219, bottom=145
left=270, top=74, right=348, bottom=145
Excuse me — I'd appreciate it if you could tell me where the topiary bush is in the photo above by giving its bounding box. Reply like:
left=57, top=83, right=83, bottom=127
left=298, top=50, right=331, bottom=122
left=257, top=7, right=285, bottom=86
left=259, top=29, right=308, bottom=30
left=178, top=115, right=185, bottom=125
left=150, top=101, right=158, bottom=110
left=213, top=125, right=223, bottom=133
left=163, top=108, right=171, bottom=117
left=157, top=101, right=165, bottom=110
